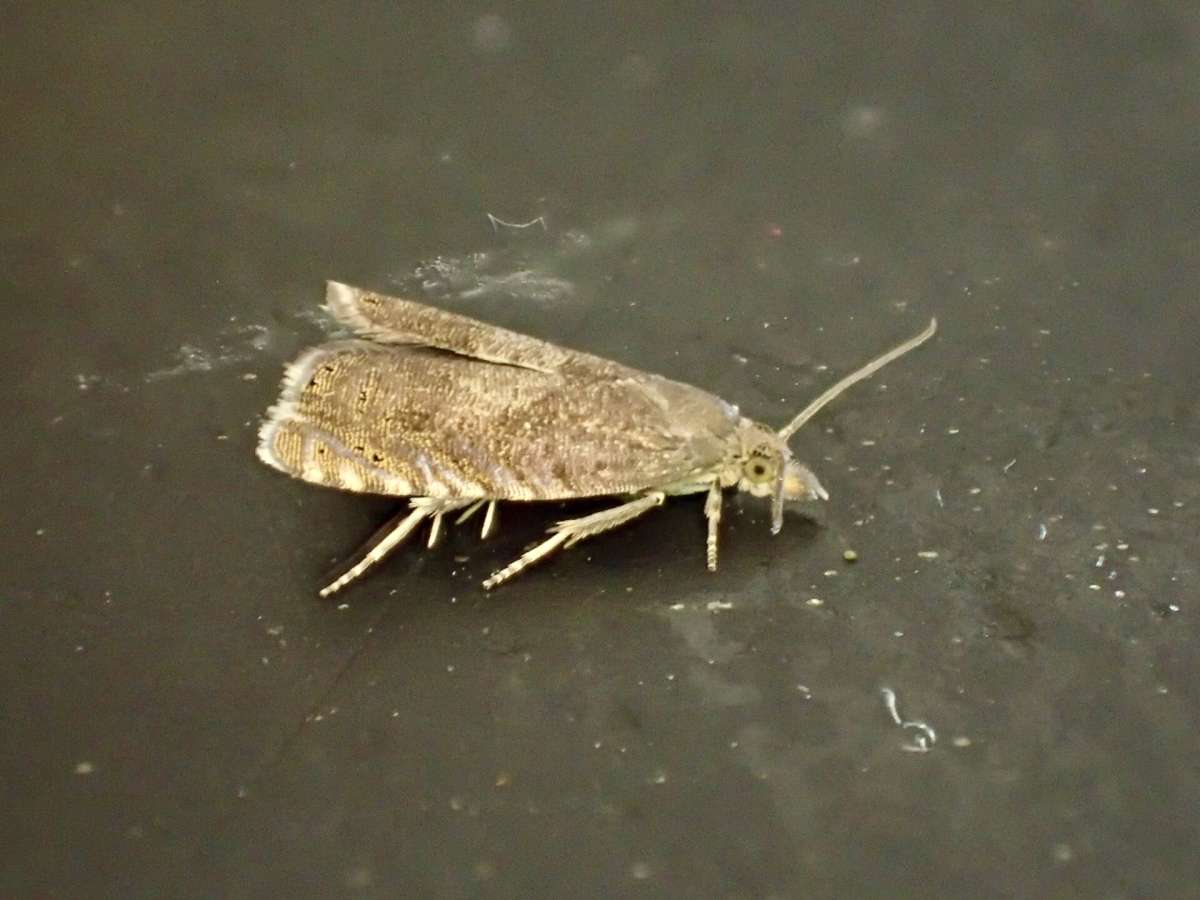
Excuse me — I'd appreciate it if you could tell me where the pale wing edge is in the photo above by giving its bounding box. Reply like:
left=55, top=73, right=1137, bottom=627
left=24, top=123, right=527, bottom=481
left=256, top=340, right=424, bottom=496
left=256, top=339, right=359, bottom=473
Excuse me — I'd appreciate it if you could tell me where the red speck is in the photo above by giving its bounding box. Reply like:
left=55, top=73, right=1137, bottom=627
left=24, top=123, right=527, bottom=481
left=767, top=224, right=783, bottom=238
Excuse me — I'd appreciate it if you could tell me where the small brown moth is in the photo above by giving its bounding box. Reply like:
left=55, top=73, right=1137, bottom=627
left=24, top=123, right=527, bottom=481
left=258, top=282, right=936, bottom=595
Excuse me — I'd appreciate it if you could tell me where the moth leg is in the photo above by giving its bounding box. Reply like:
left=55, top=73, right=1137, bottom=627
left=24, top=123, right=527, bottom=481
left=320, top=504, right=432, bottom=598
left=704, top=483, right=722, bottom=572
left=483, top=492, right=665, bottom=590
left=320, top=498, right=469, bottom=597
left=421, top=497, right=475, bottom=550
left=426, top=510, right=446, bottom=549
left=480, top=500, right=498, bottom=540
left=455, top=500, right=486, bottom=525
left=453, top=499, right=500, bottom=540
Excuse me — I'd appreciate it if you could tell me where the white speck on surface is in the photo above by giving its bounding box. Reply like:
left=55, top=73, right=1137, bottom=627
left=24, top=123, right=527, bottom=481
left=917, top=550, right=939, bottom=559
left=74, top=761, right=95, bottom=775
left=952, top=736, right=972, bottom=748
left=337, top=603, right=350, bottom=611
left=668, top=602, right=686, bottom=611
left=947, top=426, right=960, bottom=435
left=1147, top=507, right=1160, bottom=515
left=471, top=13, right=513, bottom=53
left=1053, top=843, right=1074, bottom=863
left=1114, top=590, right=1126, bottom=599
left=842, top=103, right=886, bottom=138
left=630, top=861, right=653, bottom=880
left=1037, top=523, right=1048, bottom=541
left=796, top=685, right=812, bottom=698
left=807, top=597, right=824, bottom=607
left=1003, top=458, right=1017, bottom=473
left=706, top=600, right=733, bottom=612
left=935, top=489, right=944, bottom=508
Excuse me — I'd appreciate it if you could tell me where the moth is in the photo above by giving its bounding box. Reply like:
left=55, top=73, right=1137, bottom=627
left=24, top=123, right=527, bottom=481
left=257, top=282, right=936, bottom=595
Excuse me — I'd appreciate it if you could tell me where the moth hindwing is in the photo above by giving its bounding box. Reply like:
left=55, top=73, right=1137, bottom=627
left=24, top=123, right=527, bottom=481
left=258, top=281, right=937, bottom=594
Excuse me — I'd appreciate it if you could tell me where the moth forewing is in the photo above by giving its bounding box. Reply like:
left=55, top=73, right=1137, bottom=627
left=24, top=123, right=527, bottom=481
left=258, top=283, right=937, bottom=594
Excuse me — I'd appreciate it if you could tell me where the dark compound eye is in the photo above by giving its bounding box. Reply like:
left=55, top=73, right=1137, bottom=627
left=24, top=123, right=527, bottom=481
left=745, top=458, right=774, bottom=482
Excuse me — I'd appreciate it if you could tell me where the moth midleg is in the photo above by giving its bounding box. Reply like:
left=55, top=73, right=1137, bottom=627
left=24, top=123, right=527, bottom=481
left=704, top=483, right=723, bottom=572
left=482, top=492, right=665, bottom=590
left=481, top=530, right=571, bottom=591
left=319, top=498, right=470, bottom=598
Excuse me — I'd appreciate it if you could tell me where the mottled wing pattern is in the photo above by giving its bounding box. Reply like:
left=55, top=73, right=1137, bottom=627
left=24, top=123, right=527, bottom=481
left=258, top=340, right=738, bottom=500
left=324, top=281, right=626, bottom=377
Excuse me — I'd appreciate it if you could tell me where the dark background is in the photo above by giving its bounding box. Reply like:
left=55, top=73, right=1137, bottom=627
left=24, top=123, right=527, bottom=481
left=3, top=2, right=1198, bottom=897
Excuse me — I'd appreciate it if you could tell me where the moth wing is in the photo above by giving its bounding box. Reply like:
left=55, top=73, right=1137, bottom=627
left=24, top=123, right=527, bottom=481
left=258, top=341, right=738, bottom=500
left=324, top=281, right=625, bottom=377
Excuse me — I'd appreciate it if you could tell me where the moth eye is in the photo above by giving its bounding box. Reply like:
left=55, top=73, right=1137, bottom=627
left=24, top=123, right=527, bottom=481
left=744, top=458, right=775, bottom=483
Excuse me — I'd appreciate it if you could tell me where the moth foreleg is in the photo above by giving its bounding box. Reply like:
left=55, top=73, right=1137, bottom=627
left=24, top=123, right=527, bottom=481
left=704, top=483, right=722, bottom=572
left=482, top=492, right=665, bottom=590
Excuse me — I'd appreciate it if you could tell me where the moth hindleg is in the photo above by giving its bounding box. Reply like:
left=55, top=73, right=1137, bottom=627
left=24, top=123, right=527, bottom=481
left=482, top=492, right=665, bottom=590
left=704, top=482, right=722, bottom=572
left=320, top=497, right=471, bottom=598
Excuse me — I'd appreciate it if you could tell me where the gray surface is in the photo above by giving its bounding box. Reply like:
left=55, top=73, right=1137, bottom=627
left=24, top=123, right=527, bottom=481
left=3, top=3, right=1198, bottom=897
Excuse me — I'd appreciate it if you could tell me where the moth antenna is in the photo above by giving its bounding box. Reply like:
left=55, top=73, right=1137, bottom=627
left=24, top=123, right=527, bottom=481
left=777, top=318, right=937, bottom=442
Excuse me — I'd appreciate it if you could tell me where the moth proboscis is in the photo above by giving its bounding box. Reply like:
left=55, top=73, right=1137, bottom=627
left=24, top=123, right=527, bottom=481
left=257, top=282, right=937, bottom=595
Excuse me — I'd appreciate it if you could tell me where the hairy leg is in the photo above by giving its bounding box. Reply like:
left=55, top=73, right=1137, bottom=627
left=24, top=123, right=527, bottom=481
left=483, top=492, right=665, bottom=590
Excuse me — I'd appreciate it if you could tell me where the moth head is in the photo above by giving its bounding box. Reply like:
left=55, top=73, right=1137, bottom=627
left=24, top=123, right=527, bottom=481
left=732, top=423, right=827, bottom=535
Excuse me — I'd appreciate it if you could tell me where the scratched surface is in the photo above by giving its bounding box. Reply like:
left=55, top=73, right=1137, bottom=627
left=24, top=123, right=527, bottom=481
left=3, top=3, right=1199, bottom=897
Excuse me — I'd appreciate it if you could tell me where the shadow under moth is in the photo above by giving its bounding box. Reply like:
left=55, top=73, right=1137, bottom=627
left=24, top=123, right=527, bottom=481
left=258, top=282, right=936, bottom=595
